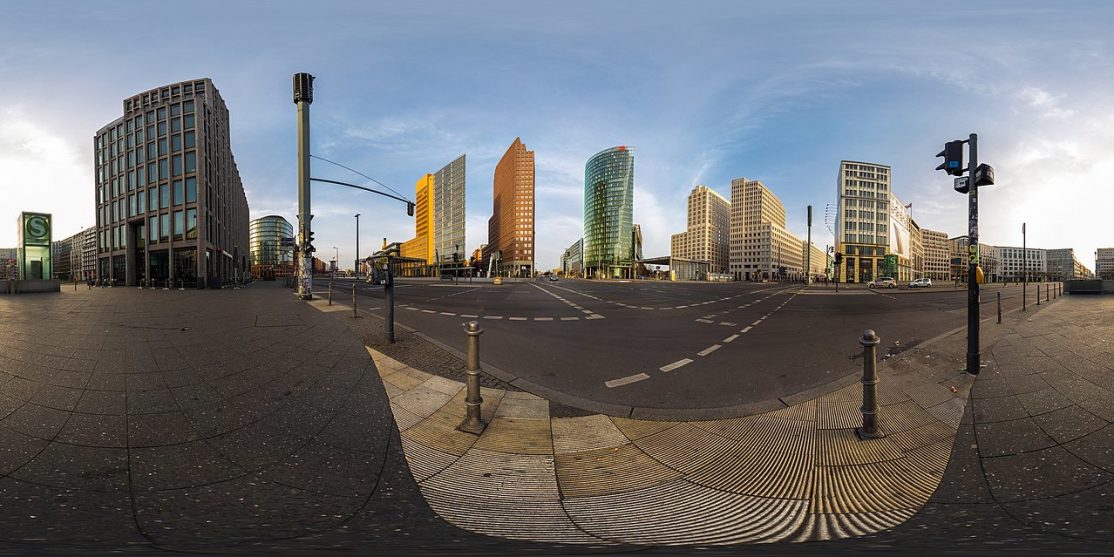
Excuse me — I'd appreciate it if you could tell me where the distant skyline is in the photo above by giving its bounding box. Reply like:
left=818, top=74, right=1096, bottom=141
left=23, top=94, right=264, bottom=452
left=2, top=1, right=1113, bottom=271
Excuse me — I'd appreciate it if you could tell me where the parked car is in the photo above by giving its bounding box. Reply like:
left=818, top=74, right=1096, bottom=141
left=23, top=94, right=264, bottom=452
left=909, top=277, right=932, bottom=288
left=868, top=277, right=897, bottom=288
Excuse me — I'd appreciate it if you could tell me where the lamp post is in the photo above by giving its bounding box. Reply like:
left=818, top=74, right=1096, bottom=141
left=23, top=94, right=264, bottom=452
left=355, top=213, right=360, bottom=277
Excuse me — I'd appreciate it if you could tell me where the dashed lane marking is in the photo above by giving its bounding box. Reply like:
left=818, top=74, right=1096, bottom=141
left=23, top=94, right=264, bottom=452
left=534, top=317, right=554, bottom=321
left=741, top=326, right=753, bottom=333
left=723, top=334, right=739, bottom=343
left=695, top=318, right=714, bottom=324
left=718, top=322, right=736, bottom=327
left=660, top=359, right=693, bottom=372
left=461, top=314, right=478, bottom=318
left=483, top=315, right=504, bottom=320
left=697, top=345, right=722, bottom=356
left=560, top=317, right=580, bottom=321
left=586, top=314, right=605, bottom=320
left=605, top=373, right=650, bottom=388
left=509, top=317, right=528, bottom=321
left=751, top=320, right=762, bottom=326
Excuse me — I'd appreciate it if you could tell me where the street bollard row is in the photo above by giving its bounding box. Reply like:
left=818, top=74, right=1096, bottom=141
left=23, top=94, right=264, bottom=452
left=997, top=291, right=1002, bottom=324
left=352, top=283, right=357, bottom=318
left=858, top=329, right=883, bottom=440
left=458, top=321, right=487, bottom=435
left=328, top=282, right=332, bottom=306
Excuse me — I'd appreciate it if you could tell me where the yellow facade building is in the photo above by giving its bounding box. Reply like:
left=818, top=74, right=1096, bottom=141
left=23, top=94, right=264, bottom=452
left=400, top=174, right=435, bottom=264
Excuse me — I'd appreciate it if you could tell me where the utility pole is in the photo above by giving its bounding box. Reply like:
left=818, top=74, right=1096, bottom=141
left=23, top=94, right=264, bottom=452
left=293, top=73, right=315, bottom=300
left=1022, top=222, right=1027, bottom=311
left=806, top=205, right=813, bottom=285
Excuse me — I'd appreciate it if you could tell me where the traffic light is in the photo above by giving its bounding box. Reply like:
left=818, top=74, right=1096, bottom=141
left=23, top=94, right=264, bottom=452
left=834, top=252, right=843, bottom=264
left=936, top=140, right=965, bottom=176
left=407, top=202, right=415, bottom=217
left=305, top=230, right=316, bottom=253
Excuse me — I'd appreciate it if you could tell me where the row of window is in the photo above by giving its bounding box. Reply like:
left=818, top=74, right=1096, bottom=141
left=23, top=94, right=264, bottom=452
left=101, top=178, right=198, bottom=225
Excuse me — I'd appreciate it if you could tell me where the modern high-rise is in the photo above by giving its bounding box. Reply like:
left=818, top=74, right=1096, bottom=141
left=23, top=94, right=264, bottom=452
left=561, top=238, right=584, bottom=277
left=670, top=185, right=730, bottom=274
left=433, top=154, right=467, bottom=272
left=835, top=161, right=894, bottom=283
left=910, top=219, right=924, bottom=279
left=80, top=227, right=96, bottom=280
left=730, top=178, right=803, bottom=281
left=400, top=174, right=435, bottom=265
left=1046, top=248, right=1092, bottom=280
left=921, top=229, right=951, bottom=281
left=484, top=138, right=534, bottom=277
left=249, top=215, right=294, bottom=278
left=94, top=78, right=250, bottom=287
left=802, top=239, right=827, bottom=279
left=583, top=146, right=634, bottom=279
left=1096, top=248, right=1114, bottom=279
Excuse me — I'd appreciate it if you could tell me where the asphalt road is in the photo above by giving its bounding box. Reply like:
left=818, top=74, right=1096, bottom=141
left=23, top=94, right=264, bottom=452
left=320, top=277, right=1052, bottom=415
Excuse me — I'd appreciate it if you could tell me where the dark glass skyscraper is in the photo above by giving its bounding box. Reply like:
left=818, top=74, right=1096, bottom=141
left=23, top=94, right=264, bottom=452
left=583, top=146, right=634, bottom=278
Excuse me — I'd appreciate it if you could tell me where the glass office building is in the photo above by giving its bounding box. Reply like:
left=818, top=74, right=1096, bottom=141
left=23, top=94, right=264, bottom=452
left=94, top=78, right=250, bottom=287
left=249, top=215, right=293, bottom=278
left=583, top=146, right=634, bottom=278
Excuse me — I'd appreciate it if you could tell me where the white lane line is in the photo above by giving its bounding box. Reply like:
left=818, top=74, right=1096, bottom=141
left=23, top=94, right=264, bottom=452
left=582, top=309, right=594, bottom=314
left=698, top=345, right=722, bottom=356
left=405, top=307, right=419, bottom=311
left=461, top=314, right=478, bottom=318
left=751, top=320, right=762, bottom=326
left=534, top=317, right=554, bottom=321
left=421, top=309, right=435, bottom=314
left=560, top=316, right=580, bottom=321
left=723, top=334, right=739, bottom=343
left=586, top=314, right=605, bottom=320
left=741, top=326, right=753, bottom=333
left=675, top=305, right=688, bottom=308
left=695, top=318, right=714, bottom=323
left=439, top=312, right=456, bottom=316
left=660, top=358, right=693, bottom=372
left=484, top=315, right=504, bottom=320
left=605, top=372, right=651, bottom=388
left=718, top=322, right=736, bottom=327
left=509, top=317, right=528, bottom=321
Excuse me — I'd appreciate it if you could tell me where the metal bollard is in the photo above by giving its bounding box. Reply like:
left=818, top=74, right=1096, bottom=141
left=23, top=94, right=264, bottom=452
left=385, top=263, right=395, bottom=344
left=997, top=291, right=1002, bottom=324
left=352, top=283, right=358, bottom=318
left=179, top=279, right=184, bottom=291
left=328, top=282, right=332, bottom=306
left=1046, top=284, right=1050, bottom=302
left=857, top=329, right=883, bottom=440
left=1036, top=284, right=1040, bottom=305
left=458, top=321, right=486, bottom=434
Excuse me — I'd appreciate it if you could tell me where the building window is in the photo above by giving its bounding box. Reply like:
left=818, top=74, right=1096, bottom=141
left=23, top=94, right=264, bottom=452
left=160, top=184, right=169, bottom=209
left=184, top=131, right=195, bottom=149
left=174, top=211, right=184, bottom=240
left=185, top=177, right=197, bottom=203
left=186, top=208, right=197, bottom=239
left=160, top=214, right=169, bottom=243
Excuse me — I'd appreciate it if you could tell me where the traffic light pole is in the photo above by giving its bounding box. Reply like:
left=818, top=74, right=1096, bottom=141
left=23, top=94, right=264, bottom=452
left=965, top=133, right=981, bottom=375
left=294, top=73, right=314, bottom=300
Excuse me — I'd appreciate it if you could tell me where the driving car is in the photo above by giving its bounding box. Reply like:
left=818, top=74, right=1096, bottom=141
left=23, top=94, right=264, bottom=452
left=909, top=277, right=932, bottom=288
left=868, top=277, right=897, bottom=288
left=548, top=275, right=559, bottom=281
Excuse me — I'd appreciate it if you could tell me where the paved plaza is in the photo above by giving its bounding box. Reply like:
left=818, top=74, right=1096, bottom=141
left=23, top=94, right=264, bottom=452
left=0, top=281, right=1110, bottom=554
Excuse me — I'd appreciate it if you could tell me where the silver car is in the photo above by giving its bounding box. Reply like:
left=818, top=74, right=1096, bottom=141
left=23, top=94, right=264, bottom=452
left=909, top=278, right=932, bottom=288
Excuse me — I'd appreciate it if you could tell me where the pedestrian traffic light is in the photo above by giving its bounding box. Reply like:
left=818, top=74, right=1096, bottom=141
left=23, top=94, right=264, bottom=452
left=935, top=140, right=965, bottom=176
left=407, top=202, right=415, bottom=217
left=835, top=252, right=843, bottom=264
left=306, top=230, right=316, bottom=253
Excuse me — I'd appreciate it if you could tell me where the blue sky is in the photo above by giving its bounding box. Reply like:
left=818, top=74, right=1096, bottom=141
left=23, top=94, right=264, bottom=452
left=2, top=1, right=1113, bottom=271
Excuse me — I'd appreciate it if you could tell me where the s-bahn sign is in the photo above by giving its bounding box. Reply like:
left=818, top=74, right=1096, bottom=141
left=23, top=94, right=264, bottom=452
left=21, top=212, right=51, bottom=246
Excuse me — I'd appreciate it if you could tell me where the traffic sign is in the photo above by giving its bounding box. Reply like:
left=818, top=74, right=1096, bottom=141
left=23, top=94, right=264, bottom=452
left=954, top=176, right=969, bottom=194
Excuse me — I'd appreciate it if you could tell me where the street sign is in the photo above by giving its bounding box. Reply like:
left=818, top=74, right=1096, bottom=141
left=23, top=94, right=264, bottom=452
left=954, top=176, right=969, bottom=194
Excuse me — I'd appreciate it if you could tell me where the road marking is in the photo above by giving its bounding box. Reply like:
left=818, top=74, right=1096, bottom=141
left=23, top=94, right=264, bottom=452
left=741, top=326, right=753, bottom=333
left=560, top=316, right=580, bottom=321
left=675, top=305, right=688, bottom=308
left=698, top=345, right=721, bottom=356
left=660, top=358, right=693, bottom=372
left=439, top=312, right=456, bottom=316
left=605, top=372, right=650, bottom=388
left=534, top=317, right=554, bottom=321
left=723, top=334, right=739, bottom=343
left=484, top=315, right=503, bottom=320
left=405, top=307, right=419, bottom=311
left=718, top=322, right=736, bottom=327
left=751, top=320, right=762, bottom=326
left=461, top=314, right=478, bottom=318
left=586, top=314, right=605, bottom=320
left=695, top=318, right=714, bottom=323
left=509, top=317, right=528, bottom=321
left=422, top=309, right=435, bottom=313
left=582, top=309, right=594, bottom=314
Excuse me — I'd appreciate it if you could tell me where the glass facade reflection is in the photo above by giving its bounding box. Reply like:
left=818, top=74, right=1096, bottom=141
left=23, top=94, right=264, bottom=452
left=583, top=146, right=634, bottom=278
left=249, top=215, right=293, bottom=278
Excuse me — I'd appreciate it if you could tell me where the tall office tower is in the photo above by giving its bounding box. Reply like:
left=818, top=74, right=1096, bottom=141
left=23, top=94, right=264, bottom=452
left=433, top=154, right=466, bottom=272
left=834, top=161, right=892, bottom=283
left=249, top=215, right=294, bottom=278
left=401, top=174, right=435, bottom=264
left=670, top=185, right=730, bottom=273
left=484, top=138, right=535, bottom=277
left=94, top=78, right=249, bottom=287
left=583, top=146, right=634, bottom=279
left=732, top=178, right=803, bottom=281
left=921, top=228, right=951, bottom=281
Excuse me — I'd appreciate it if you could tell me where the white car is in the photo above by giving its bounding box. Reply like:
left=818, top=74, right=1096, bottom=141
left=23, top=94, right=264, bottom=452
left=869, top=277, right=897, bottom=288
left=909, top=278, right=932, bottom=288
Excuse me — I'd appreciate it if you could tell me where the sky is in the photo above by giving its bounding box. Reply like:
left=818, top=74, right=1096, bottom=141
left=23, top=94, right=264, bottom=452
left=2, top=1, right=1113, bottom=272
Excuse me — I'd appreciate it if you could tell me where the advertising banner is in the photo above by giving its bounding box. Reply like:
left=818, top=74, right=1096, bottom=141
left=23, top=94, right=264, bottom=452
left=888, top=199, right=910, bottom=259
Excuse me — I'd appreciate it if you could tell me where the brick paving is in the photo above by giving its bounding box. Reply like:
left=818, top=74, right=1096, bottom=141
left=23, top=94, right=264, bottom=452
left=0, top=283, right=1110, bottom=555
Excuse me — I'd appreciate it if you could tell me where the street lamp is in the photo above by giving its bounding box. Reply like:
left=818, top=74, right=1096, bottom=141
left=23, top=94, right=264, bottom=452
left=355, top=213, right=361, bottom=277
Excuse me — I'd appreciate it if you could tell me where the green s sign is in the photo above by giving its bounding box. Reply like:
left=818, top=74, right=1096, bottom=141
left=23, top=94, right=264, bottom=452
left=23, top=214, right=51, bottom=246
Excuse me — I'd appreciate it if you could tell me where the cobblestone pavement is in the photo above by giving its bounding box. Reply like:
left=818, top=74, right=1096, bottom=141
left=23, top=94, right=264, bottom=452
left=0, top=283, right=1110, bottom=555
